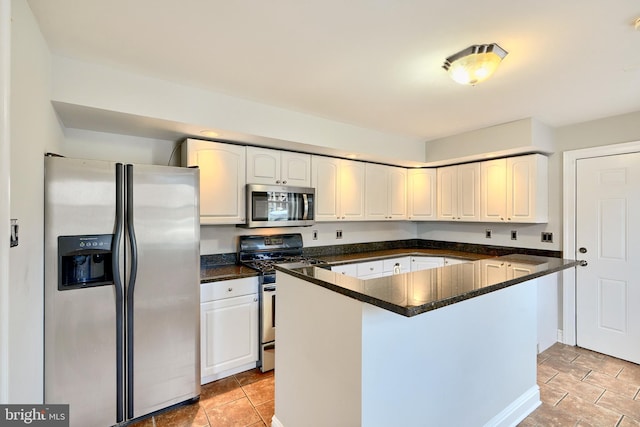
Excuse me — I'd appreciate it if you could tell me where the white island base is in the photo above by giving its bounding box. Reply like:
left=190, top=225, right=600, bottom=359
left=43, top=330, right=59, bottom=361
left=272, top=270, right=541, bottom=427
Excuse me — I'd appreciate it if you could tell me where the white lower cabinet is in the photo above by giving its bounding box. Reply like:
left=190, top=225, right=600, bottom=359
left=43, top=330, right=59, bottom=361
left=331, top=263, right=358, bottom=277
left=200, top=277, right=259, bottom=384
left=382, top=257, right=411, bottom=276
left=478, top=259, right=535, bottom=284
left=410, top=256, right=445, bottom=272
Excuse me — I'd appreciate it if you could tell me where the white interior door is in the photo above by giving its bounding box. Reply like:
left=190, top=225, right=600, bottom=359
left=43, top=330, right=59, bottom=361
left=576, top=152, right=640, bottom=363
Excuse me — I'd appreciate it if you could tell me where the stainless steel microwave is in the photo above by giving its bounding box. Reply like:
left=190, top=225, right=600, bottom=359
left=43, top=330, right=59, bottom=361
left=243, top=184, right=315, bottom=228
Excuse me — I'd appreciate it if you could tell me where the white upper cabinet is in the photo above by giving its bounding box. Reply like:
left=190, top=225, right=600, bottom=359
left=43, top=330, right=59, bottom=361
left=181, top=139, right=246, bottom=224
left=312, top=156, right=365, bottom=221
left=436, top=163, right=480, bottom=221
left=365, top=164, right=407, bottom=220
left=246, top=146, right=311, bottom=187
left=480, top=154, right=548, bottom=223
left=407, top=169, right=437, bottom=221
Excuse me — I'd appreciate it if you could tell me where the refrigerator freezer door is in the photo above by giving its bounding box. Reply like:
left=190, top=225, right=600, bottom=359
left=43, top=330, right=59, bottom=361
left=44, top=157, right=120, bottom=427
left=127, top=164, right=201, bottom=418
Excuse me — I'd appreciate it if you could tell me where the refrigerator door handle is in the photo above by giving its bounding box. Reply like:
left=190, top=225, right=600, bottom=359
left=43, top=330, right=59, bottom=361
left=125, top=164, right=139, bottom=419
left=113, top=163, right=125, bottom=424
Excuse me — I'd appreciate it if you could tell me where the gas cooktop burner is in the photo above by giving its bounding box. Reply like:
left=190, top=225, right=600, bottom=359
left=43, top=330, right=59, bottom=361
left=238, top=233, right=326, bottom=274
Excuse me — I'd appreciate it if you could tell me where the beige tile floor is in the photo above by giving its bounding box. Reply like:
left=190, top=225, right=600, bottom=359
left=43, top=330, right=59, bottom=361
left=519, top=343, right=640, bottom=426
left=128, top=369, right=274, bottom=427
left=130, top=343, right=640, bottom=426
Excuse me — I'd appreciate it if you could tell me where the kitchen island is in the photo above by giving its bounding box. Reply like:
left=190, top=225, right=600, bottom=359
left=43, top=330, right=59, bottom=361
left=272, top=255, right=579, bottom=427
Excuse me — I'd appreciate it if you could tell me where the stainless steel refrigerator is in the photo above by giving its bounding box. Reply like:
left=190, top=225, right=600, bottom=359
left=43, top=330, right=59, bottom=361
left=44, top=155, right=201, bottom=427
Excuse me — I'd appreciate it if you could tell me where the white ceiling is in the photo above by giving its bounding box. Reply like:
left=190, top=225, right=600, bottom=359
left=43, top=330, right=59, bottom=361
left=26, top=0, right=640, bottom=142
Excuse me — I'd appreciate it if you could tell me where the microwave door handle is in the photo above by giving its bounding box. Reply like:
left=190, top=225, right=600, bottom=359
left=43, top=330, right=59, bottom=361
left=303, top=194, right=308, bottom=220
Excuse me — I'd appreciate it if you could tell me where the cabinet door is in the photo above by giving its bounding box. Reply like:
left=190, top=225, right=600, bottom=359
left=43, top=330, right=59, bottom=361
left=480, top=158, right=507, bottom=222
left=247, top=146, right=280, bottom=185
left=437, top=165, right=457, bottom=220
left=388, top=166, right=407, bottom=219
left=281, top=152, right=311, bottom=187
left=201, top=294, right=258, bottom=380
left=408, top=169, right=437, bottom=220
left=182, top=139, right=246, bottom=224
left=312, top=155, right=341, bottom=221
left=507, top=154, right=548, bottom=223
left=507, top=262, right=534, bottom=279
left=340, top=160, right=366, bottom=221
left=457, top=163, right=480, bottom=221
left=479, top=259, right=508, bottom=285
left=365, top=163, right=389, bottom=220
left=410, top=256, right=445, bottom=272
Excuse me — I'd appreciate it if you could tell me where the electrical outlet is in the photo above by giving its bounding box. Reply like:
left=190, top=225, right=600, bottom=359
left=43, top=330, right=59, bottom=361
left=511, top=230, right=518, bottom=240
left=485, top=229, right=492, bottom=239
left=10, top=219, right=18, bottom=247
left=312, top=230, right=318, bottom=240
left=541, top=232, right=553, bottom=243
left=336, top=230, right=343, bottom=239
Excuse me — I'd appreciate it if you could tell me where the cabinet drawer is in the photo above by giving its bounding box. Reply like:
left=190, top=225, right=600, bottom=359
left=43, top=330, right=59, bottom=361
left=356, top=260, right=383, bottom=277
left=332, top=264, right=358, bottom=277
left=201, top=277, right=259, bottom=303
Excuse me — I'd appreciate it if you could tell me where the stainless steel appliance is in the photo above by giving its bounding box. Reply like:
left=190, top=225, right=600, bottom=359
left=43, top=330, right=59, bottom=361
left=238, top=233, right=325, bottom=372
left=243, top=184, right=315, bottom=228
left=44, top=155, right=201, bottom=427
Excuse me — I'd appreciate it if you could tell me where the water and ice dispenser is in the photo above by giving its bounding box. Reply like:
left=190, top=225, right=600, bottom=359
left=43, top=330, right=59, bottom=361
left=58, top=235, right=114, bottom=290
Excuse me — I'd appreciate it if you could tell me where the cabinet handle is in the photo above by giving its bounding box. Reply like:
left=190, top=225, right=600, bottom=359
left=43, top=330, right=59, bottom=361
left=254, top=297, right=258, bottom=302
left=500, top=217, right=504, bottom=221
left=276, top=180, right=281, bottom=184
left=228, top=287, right=233, bottom=292
left=283, top=180, right=287, bottom=184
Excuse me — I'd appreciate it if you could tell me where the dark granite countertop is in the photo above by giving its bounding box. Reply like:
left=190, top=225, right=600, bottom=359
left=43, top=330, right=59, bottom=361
left=200, top=265, right=259, bottom=283
left=276, top=255, right=580, bottom=317
left=199, top=248, right=488, bottom=283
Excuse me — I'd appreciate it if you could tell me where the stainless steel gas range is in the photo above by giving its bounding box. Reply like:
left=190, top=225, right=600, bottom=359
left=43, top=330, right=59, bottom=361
left=238, top=233, right=325, bottom=372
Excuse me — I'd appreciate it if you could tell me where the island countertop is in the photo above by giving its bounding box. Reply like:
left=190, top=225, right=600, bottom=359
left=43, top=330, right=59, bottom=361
left=276, top=254, right=580, bottom=317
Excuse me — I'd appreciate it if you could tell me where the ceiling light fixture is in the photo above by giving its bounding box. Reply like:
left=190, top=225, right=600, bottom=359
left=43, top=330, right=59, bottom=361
left=443, top=43, right=508, bottom=85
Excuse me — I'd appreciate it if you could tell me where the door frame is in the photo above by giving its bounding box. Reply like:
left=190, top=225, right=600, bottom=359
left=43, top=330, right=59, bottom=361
left=562, top=140, right=640, bottom=345
left=0, top=0, right=11, bottom=403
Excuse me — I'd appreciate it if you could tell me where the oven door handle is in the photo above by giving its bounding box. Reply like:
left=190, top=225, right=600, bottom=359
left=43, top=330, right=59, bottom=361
left=264, top=286, right=276, bottom=292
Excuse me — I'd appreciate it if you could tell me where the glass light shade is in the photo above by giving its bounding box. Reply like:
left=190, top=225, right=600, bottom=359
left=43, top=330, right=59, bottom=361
left=443, top=44, right=508, bottom=85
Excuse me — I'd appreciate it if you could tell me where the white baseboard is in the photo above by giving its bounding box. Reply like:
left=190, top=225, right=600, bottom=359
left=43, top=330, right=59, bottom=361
left=273, top=387, right=540, bottom=427
left=271, top=415, right=284, bottom=427
left=483, top=385, right=541, bottom=427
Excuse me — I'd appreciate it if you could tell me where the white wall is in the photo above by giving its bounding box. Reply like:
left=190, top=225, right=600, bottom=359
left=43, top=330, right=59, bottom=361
left=61, top=128, right=179, bottom=166
left=9, top=0, right=64, bottom=403
left=200, top=221, right=417, bottom=255
left=424, top=118, right=554, bottom=164
left=51, top=56, right=426, bottom=165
